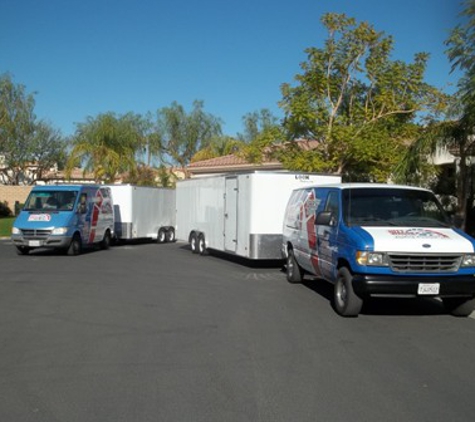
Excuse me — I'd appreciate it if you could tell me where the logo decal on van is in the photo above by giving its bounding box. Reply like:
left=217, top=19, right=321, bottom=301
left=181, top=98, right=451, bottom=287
left=387, top=229, right=450, bottom=239
left=28, top=214, right=51, bottom=222
left=88, top=189, right=104, bottom=243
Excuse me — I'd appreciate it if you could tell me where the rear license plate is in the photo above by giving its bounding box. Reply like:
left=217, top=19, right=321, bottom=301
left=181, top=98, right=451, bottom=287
left=418, top=283, right=440, bottom=295
left=28, top=240, right=41, bottom=247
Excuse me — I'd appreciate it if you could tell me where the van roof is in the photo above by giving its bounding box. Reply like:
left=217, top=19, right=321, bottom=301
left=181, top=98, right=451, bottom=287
left=32, top=184, right=104, bottom=191
left=294, top=183, right=431, bottom=192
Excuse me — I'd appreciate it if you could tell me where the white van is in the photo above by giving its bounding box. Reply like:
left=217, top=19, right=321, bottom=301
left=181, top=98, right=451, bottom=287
left=282, top=183, right=475, bottom=317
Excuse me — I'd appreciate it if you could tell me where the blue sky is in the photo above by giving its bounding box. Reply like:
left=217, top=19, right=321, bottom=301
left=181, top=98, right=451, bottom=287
left=1, top=0, right=463, bottom=139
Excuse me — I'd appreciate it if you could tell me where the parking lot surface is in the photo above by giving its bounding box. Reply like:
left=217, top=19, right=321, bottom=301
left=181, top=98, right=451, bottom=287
left=1, top=239, right=475, bottom=422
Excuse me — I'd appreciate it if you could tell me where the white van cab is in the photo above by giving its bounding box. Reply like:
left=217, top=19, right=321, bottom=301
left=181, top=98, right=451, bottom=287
left=11, top=185, right=114, bottom=256
left=282, top=183, right=475, bottom=317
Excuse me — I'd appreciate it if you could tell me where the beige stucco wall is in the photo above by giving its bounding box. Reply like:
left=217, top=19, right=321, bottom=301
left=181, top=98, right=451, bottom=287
left=0, top=186, right=33, bottom=212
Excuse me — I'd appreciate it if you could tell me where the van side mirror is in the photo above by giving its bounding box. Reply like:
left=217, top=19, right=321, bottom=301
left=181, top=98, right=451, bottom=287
left=316, top=211, right=333, bottom=226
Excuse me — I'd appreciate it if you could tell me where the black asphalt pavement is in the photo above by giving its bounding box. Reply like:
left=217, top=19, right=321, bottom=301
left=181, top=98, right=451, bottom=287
left=1, top=239, right=475, bottom=422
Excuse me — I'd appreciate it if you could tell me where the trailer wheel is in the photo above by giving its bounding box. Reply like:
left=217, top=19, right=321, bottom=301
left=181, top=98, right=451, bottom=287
left=67, top=234, right=82, bottom=256
left=166, top=228, right=175, bottom=242
left=190, top=233, right=198, bottom=254
left=157, top=228, right=167, bottom=244
left=198, top=234, right=208, bottom=255
left=100, top=230, right=111, bottom=250
left=286, top=249, right=303, bottom=283
left=16, top=246, right=31, bottom=255
left=443, top=297, right=475, bottom=317
left=333, top=267, right=363, bottom=317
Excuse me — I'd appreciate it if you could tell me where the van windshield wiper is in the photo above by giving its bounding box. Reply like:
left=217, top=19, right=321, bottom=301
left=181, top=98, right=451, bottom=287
left=388, top=216, right=450, bottom=228
left=348, top=217, right=397, bottom=226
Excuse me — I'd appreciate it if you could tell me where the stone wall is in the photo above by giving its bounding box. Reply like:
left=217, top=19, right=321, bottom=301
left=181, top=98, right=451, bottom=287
left=0, top=186, right=33, bottom=213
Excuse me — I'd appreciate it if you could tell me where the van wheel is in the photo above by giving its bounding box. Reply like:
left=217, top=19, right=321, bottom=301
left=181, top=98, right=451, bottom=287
left=157, top=228, right=167, bottom=244
left=198, top=234, right=208, bottom=255
left=443, top=297, right=475, bottom=317
left=100, top=230, right=111, bottom=250
left=190, top=233, right=198, bottom=254
left=67, top=234, right=82, bottom=256
left=334, top=267, right=363, bottom=317
left=16, top=246, right=30, bottom=255
left=287, top=249, right=303, bottom=283
left=166, top=228, right=175, bottom=242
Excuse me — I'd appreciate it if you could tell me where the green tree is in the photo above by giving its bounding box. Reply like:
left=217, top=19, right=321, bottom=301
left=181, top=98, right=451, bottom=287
left=67, top=112, right=145, bottom=183
left=156, top=100, right=222, bottom=176
left=0, top=74, right=65, bottom=185
left=233, top=109, right=285, bottom=164
left=396, top=0, right=475, bottom=230
left=31, top=121, right=66, bottom=180
left=191, top=136, right=243, bottom=162
left=279, top=13, right=446, bottom=181
left=445, top=0, right=475, bottom=230
left=237, top=109, right=280, bottom=143
left=191, top=108, right=282, bottom=163
left=123, top=164, right=157, bottom=187
left=140, top=111, right=163, bottom=167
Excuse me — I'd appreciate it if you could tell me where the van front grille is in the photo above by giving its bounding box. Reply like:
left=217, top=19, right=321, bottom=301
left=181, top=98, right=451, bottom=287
left=21, top=229, right=52, bottom=239
left=388, top=254, right=462, bottom=273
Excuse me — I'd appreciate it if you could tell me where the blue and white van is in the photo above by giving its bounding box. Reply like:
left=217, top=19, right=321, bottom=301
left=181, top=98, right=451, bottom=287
left=11, top=185, right=114, bottom=256
left=282, top=183, right=475, bottom=317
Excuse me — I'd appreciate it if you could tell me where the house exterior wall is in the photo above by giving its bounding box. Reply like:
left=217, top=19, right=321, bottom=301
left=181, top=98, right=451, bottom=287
left=0, top=186, right=33, bottom=213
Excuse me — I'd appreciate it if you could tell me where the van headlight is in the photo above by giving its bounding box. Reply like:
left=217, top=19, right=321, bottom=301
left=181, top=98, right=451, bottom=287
left=356, top=251, right=389, bottom=266
left=51, top=227, right=68, bottom=235
left=461, top=254, right=475, bottom=267
left=11, top=227, right=20, bottom=235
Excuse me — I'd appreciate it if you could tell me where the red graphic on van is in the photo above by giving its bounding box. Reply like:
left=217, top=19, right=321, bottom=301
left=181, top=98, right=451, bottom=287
left=387, top=228, right=450, bottom=239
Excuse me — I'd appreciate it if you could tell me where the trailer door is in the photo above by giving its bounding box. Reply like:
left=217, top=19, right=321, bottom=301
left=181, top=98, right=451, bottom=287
left=224, top=177, right=238, bottom=252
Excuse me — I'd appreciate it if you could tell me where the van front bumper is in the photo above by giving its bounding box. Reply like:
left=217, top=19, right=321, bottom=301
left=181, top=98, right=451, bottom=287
left=11, top=234, right=73, bottom=249
left=352, top=274, right=475, bottom=298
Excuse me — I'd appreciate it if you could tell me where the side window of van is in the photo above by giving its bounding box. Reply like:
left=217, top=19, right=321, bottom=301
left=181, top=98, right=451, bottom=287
left=324, top=191, right=340, bottom=223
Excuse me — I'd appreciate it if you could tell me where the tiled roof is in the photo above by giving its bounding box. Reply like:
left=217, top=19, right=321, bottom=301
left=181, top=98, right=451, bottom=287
left=41, top=168, right=96, bottom=181
left=188, top=154, right=280, bottom=169
left=187, top=139, right=320, bottom=175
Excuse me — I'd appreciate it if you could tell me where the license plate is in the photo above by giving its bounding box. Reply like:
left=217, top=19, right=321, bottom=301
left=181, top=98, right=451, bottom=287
left=418, top=283, right=440, bottom=295
left=28, top=240, right=41, bottom=247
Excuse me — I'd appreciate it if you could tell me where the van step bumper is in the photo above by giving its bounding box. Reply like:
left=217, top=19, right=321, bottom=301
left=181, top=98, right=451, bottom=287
left=352, top=274, right=475, bottom=298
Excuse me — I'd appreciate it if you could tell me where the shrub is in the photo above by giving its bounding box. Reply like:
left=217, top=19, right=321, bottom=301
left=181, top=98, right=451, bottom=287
left=0, top=201, right=12, bottom=217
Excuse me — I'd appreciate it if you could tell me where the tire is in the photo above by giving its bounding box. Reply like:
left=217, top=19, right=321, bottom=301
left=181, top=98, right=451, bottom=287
left=286, top=249, right=303, bottom=283
left=67, top=234, right=82, bottom=256
left=157, top=228, right=167, bottom=244
left=333, top=267, right=363, bottom=317
left=190, top=233, right=198, bottom=254
left=100, top=230, right=111, bottom=250
left=166, top=228, right=175, bottom=243
left=16, top=246, right=30, bottom=255
left=198, top=234, right=208, bottom=256
left=443, top=297, right=475, bottom=317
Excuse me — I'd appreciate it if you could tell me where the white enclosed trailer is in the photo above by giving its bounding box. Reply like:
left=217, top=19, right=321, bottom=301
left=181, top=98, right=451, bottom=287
left=108, top=185, right=176, bottom=242
left=176, top=172, right=341, bottom=259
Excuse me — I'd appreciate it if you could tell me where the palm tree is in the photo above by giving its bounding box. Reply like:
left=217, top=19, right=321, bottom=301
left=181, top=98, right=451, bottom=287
left=67, top=112, right=145, bottom=183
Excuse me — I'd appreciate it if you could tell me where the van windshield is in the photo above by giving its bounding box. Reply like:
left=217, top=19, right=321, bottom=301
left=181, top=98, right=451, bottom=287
left=23, top=191, right=78, bottom=212
left=343, top=188, right=451, bottom=228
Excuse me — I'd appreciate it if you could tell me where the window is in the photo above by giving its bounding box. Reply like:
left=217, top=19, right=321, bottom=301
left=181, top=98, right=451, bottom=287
left=325, top=191, right=340, bottom=222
